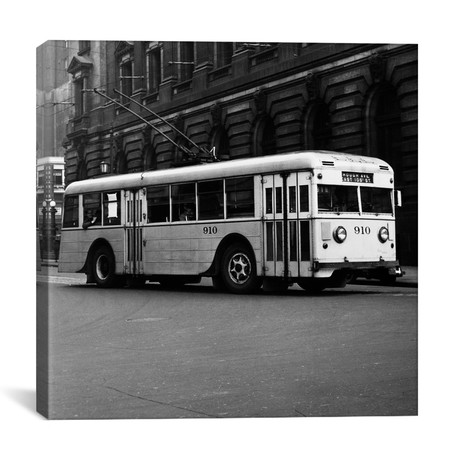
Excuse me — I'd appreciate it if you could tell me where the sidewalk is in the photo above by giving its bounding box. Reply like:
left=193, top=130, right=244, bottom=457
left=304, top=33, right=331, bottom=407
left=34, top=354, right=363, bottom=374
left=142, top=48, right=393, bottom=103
left=398, top=266, right=418, bottom=287
left=37, top=264, right=86, bottom=285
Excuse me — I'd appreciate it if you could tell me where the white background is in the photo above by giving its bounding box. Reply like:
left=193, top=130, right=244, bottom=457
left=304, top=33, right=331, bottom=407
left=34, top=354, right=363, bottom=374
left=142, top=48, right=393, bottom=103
left=1, top=1, right=459, bottom=458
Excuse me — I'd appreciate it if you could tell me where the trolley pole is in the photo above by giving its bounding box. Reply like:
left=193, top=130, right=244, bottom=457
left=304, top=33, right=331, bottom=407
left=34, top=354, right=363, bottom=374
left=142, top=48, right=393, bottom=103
left=113, top=88, right=213, bottom=160
left=90, top=88, right=195, bottom=160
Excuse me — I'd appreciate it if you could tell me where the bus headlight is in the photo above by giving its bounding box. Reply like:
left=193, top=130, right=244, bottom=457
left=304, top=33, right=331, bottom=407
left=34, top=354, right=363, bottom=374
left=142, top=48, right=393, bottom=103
left=378, top=226, right=389, bottom=243
left=333, top=226, right=347, bottom=243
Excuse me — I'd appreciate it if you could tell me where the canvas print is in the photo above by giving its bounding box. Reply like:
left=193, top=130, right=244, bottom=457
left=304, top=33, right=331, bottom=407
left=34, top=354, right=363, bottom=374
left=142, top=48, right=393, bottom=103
left=36, top=41, right=417, bottom=419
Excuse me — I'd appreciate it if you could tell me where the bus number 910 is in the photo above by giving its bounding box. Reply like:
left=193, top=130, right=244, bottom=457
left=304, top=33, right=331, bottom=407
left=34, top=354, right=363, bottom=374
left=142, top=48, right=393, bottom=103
left=203, top=226, right=218, bottom=235
left=354, top=226, right=371, bottom=235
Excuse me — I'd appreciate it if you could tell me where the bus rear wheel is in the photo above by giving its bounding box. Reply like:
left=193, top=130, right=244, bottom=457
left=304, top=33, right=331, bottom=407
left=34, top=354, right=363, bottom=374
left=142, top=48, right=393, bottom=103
left=92, top=246, right=116, bottom=288
left=220, top=244, right=260, bottom=294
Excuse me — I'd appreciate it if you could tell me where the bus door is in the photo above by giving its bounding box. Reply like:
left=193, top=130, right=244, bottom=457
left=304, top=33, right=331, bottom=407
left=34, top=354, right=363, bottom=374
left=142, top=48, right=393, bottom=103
left=296, top=171, right=312, bottom=278
left=124, top=188, right=146, bottom=276
left=262, top=172, right=312, bottom=279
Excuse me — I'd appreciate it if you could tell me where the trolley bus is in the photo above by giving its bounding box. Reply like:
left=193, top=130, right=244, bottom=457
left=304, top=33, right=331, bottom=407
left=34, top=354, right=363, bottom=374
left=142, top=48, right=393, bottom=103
left=58, top=150, right=402, bottom=293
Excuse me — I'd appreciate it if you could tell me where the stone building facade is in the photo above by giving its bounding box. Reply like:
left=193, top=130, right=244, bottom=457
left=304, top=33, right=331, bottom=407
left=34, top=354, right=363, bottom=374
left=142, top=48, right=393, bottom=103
left=62, top=41, right=418, bottom=264
left=37, top=41, right=78, bottom=259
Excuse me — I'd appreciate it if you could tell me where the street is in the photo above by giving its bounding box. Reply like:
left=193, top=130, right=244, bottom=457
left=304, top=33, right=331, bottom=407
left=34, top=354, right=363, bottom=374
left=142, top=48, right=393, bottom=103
left=37, top=270, right=417, bottom=419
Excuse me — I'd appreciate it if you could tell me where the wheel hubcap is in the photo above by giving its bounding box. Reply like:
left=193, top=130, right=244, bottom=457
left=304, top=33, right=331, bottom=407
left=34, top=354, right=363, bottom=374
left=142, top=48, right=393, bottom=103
left=96, top=255, right=109, bottom=280
left=228, top=253, right=251, bottom=285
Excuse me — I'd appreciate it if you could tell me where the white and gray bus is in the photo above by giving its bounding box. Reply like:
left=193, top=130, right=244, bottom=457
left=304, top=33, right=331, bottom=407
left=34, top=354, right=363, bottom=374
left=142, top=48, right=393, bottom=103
left=59, top=150, right=402, bottom=293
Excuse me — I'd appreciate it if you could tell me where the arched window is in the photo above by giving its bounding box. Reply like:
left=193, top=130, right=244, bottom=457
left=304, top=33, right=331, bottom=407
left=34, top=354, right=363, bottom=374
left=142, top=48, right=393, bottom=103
left=254, top=115, right=277, bottom=156
left=77, top=159, right=87, bottom=181
left=144, top=144, right=157, bottom=171
left=210, top=126, right=230, bottom=160
left=304, top=101, right=331, bottom=150
left=115, top=151, right=128, bottom=174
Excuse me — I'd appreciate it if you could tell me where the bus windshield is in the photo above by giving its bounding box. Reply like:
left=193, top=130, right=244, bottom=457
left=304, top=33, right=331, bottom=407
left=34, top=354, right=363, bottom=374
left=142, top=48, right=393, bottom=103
left=317, top=185, right=393, bottom=214
left=318, top=185, right=359, bottom=213
left=360, top=187, right=392, bottom=214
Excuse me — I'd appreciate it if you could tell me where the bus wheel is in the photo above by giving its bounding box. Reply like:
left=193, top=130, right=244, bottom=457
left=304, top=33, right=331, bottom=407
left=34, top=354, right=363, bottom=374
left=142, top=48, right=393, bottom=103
left=221, top=244, right=260, bottom=294
left=297, top=279, right=325, bottom=294
left=92, top=246, right=116, bottom=288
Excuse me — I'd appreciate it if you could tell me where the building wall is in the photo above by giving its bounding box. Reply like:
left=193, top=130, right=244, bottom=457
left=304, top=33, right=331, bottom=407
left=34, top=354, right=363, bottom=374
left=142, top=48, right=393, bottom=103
left=37, top=41, right=81, bottom=259
left=62, top=41, right=418, bottom=264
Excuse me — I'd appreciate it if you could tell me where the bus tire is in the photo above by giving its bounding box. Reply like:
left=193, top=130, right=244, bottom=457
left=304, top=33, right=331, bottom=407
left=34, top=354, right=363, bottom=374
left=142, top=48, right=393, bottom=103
left=92, top=245, right=116, bottom=288
left=220, top=243, right=260, bottom=294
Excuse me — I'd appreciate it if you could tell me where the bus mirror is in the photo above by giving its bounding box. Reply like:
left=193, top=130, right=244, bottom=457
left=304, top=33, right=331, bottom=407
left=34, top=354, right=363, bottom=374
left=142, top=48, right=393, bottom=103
left=395, top=190, right=402, bottom=207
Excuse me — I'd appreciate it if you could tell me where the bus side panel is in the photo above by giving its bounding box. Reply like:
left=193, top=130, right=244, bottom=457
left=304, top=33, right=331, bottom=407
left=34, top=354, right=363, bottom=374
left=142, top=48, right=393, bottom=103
left=58, top=229, right=84, bottom=273
left=58, top=228, right=125, bottom=275
left=142, top=221, right=262, bottom=276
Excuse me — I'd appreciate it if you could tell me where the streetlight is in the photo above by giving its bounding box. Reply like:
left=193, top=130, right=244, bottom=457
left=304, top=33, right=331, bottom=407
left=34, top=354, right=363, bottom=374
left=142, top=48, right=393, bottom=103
left=100, top=161, right=110, bottom=175
left=40, top=199, right=58, bottom=261
left=41, top=201, right=47, bottom=259
left=49, top=200, right=58, bottom=261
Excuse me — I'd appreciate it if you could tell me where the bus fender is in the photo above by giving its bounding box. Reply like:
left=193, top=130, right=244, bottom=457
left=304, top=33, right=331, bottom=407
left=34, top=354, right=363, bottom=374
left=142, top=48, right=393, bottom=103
left=83, top=238, right=116, bottom=283
left=200, top=233, right=256, bottom=277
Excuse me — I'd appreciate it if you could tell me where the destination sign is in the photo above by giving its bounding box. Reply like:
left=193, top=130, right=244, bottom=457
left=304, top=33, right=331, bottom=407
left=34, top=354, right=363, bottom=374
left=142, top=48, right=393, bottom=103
left=342, top=172, right=373, bottom=183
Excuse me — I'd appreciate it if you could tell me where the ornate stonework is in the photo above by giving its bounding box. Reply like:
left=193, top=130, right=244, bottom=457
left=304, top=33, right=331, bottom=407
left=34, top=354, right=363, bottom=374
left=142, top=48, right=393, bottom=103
left=253, top=89, right=267, bottom=114
left=369, top=53, right=386, bottom=83
left=114, top=41, right=134, bottom=59
left=305, top=72, right=319, bottom=100
left=210, top=103, right=222, bottom=126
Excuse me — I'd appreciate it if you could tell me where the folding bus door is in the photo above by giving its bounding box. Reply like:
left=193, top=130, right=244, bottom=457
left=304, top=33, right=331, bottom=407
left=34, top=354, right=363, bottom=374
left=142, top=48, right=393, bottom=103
left=285, top=173, right=300, bottom=278
left=296, top=171, right=313, bottom=278
left=262, top=174, right=281, bottom=278
left=262, top=172, right=312, bottom=280
left=124, top=188, right=146, bottom=276
left=262, top=173, right=298, bottom=279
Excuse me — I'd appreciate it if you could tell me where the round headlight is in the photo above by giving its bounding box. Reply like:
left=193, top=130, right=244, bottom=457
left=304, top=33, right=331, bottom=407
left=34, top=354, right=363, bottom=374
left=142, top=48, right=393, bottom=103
left=378, top=226, right=389, bottom=243
left=333, top=226, right=347, bottom=243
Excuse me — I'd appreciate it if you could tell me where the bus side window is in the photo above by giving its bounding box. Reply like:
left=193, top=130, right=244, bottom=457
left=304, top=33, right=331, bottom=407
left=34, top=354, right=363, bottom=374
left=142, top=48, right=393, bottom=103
left=63, top=195, right=79, bottom=228
left=198, top=180, right=223, bottom=220
left=147, top=185, right=170, bottom=223
left=226, top=177, right=254, bottom=218
left=103, top=191, right=121, bottom=226
left=299, top=185, right=309, bottom=212
left=83, top=193, right=102, bottom=227
left=171, top=183, right=196, bottom=222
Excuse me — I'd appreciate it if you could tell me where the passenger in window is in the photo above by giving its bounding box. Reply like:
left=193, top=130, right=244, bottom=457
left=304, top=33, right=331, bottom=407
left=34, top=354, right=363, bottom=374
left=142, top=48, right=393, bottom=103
left=179, top=204, right=194, bottom=221
left=83, top=209, right=100, bottom=229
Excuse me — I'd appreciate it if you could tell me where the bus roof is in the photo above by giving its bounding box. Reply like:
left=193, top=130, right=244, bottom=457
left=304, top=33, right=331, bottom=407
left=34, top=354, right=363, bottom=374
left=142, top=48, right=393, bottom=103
left=65, top=150, right=393, bottom=194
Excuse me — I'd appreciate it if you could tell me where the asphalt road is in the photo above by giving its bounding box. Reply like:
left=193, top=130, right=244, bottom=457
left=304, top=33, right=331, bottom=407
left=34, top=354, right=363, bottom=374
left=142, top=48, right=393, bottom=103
left=37, top=278, right=417, bottom=419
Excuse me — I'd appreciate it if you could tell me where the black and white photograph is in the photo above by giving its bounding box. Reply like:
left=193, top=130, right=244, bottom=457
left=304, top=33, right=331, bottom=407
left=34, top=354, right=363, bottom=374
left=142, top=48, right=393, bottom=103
left=36, top=38, right=418, bottom=421
left=2, top=1, right=460, bottom=459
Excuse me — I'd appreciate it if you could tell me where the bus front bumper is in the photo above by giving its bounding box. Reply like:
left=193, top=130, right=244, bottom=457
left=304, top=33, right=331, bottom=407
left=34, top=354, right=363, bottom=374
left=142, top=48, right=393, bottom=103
left=313, top=260, right=403, bottom=279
